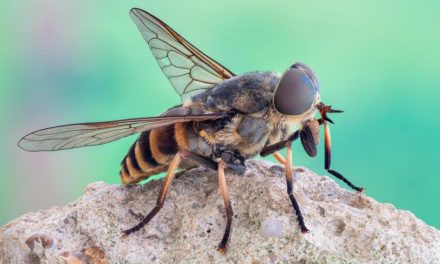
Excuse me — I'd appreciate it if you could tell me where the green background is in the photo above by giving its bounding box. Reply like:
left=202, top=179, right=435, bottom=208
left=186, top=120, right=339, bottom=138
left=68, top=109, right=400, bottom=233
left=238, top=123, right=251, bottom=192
left=1, top=0, right=439, bottom=229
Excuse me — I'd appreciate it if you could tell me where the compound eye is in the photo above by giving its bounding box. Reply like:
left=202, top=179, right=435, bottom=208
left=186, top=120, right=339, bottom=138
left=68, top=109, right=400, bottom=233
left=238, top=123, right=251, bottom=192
left=274, top=65, right=319, bottom=115
left=290, top=62, right=319, bottom=90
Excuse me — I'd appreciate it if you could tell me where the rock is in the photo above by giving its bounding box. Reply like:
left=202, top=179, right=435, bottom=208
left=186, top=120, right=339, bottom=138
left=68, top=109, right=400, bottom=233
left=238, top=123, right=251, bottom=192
left=1, top=161, right=439, bottom=263
left=260, top=217, right=287, bottom=238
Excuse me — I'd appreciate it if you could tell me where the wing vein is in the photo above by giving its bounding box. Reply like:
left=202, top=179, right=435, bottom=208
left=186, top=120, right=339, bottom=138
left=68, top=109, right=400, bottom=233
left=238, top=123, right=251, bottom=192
left=130, top=8, right=235, bottom=103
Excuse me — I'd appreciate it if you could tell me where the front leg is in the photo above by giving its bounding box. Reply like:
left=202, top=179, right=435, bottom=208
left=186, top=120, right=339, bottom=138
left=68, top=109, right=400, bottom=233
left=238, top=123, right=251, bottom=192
left=321, top=120, right=364, bottom=192
left=316, top=102, right=364, bottom=192
left=285, top=143, right=309, bottom=233
left=263, top=144, right=309, bottom=233
left=260, top=131, right=300, bottom=157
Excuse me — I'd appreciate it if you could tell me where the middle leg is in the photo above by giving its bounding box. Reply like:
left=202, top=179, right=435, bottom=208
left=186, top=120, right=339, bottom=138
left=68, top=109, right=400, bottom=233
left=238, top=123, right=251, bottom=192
left=272, top=151, right=286, bottom=165
left=217, top=160, right=233, bottom=253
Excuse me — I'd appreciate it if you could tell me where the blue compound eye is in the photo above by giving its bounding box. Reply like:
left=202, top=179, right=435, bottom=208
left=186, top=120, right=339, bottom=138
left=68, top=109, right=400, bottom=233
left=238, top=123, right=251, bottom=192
left=274, top=63, right=319, bottom=115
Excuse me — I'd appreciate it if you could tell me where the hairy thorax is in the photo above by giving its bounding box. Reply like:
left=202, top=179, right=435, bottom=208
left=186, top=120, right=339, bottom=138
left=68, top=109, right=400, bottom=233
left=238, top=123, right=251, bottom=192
left=183, top=71, right=319, bottom=160
left=195, top=106, right=288, bottom=158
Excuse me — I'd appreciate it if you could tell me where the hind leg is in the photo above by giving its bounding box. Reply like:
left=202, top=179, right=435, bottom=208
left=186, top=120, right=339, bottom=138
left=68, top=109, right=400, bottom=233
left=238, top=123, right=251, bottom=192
left=122, top=152, right=182, bottom=237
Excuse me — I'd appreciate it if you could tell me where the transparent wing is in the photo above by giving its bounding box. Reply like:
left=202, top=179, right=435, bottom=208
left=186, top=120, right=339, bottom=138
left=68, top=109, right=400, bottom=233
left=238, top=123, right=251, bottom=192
left=130, top=8, right=235, bottom=103
left=18, top=114, right=223, bottom=152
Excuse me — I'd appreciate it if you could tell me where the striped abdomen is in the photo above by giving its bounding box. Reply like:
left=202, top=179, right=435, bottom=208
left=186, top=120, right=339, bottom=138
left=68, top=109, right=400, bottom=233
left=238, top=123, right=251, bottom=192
left=120, top=125, right=179, bottom=184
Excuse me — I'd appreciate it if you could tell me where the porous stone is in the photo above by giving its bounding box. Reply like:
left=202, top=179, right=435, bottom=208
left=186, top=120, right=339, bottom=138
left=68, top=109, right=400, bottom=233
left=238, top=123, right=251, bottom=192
left=1, top=161, right=439, bottom=263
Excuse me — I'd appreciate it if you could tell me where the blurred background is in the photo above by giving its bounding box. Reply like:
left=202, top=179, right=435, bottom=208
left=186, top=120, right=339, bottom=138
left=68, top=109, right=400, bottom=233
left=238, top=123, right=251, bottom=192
left=1, top=0, right=439, bottom=229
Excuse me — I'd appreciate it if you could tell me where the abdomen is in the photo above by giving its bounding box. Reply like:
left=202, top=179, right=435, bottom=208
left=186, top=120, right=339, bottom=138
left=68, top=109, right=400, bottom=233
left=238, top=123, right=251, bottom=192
left=119, top=121, right=210, bottom=184
left=119, top=125, right=179, bottom=184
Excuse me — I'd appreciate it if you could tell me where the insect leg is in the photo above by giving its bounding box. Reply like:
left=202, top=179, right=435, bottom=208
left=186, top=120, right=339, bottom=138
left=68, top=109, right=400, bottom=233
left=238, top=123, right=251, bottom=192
left=122, top=152, right=182, bottom=237
left=285, top=143, right=309, bottom=233
left=260, top=131, right=300, bottom=157
left=323, top=122, right=364, bottom=192
left=272, top=152, right=286, bottom=165
left=217, top=160, right=233, bottom=253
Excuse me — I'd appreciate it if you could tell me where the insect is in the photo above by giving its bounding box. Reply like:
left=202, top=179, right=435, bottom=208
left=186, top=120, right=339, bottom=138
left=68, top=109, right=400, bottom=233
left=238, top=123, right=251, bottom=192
left=18, top=8, right=364, bottom=253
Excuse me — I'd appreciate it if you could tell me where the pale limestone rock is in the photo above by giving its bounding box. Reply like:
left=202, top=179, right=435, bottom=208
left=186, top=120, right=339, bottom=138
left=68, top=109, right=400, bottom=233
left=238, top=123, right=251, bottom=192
left=1, top=161, right=439, bottom=263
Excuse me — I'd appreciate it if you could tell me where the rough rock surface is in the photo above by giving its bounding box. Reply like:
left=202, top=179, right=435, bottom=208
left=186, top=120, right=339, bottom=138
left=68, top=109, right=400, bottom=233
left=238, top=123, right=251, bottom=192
left=1, top=161, right=440, bottom=263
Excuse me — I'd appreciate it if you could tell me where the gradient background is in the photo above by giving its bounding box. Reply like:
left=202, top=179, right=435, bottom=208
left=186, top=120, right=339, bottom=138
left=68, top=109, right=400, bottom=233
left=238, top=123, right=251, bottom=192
left=1, top=0, right=439, bottom=229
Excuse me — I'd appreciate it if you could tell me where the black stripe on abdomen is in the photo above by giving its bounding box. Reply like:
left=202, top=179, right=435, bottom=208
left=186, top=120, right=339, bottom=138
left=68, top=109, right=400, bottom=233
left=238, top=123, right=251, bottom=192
left=121, top=161, right=129, bottom=175
left=137, top=131, right=159, bottom=166
left=157, top=125, right=178, bottom=155
left=127, top=142, right=141, bottom=172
